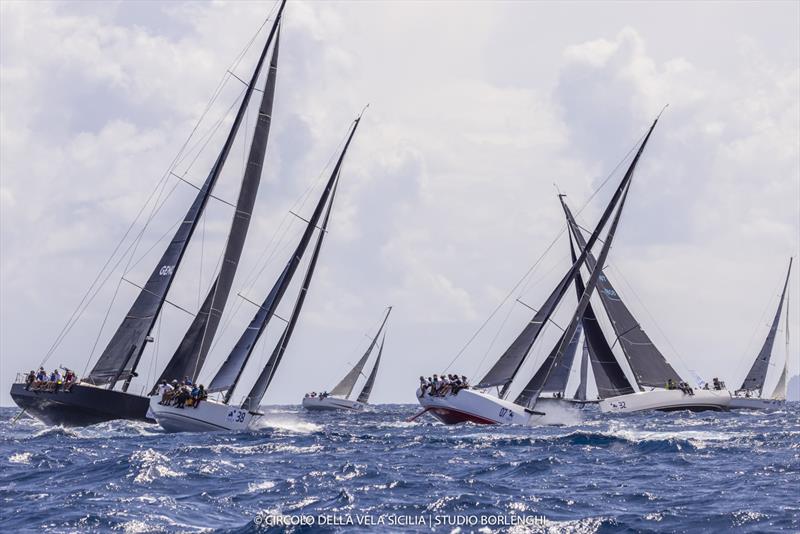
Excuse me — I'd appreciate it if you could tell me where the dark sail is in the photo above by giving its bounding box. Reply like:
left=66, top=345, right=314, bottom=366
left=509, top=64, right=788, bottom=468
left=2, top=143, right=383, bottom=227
left=357, top=332, right=385, bottom=404
left=477, top=116, right=662, bottom=395
left=520, top=115, right=662, bottom=408
left=514, top=323, right=582, bottom=406
left=153, top=19, right=284, bottom=389
left=211, top=117, right=362, bottom=403
left=562, top=198, right=682, bottom=387
left=573, top=338, right=589, bottom=401
left=330, top=307, right=392, bottom=398
left=740, top=258, right=793, bottom=393
left=87, top=2, right=286, bottom=389
left=574, top=250, right=635, bottom=398
left=240, top=169, right=346, bottom=412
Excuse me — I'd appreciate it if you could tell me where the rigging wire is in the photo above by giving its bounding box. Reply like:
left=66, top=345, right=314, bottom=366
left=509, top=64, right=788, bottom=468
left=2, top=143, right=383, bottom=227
left=39, top=9, right=276, bottom=371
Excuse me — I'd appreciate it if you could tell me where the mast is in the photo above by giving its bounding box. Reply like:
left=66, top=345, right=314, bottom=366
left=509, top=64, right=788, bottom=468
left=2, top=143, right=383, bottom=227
left=741, top=257, right=793, bottom=394
left=521, top=176, right=636, bottom=409
left=87, top=0, right=287, bottom=391
left=330, top=307, right=392, bottom=399
left=477, top=115, right=662, bottom=397
left=208, top=116, right=363, bottom=402
left=561, top=196, right=682, bottom=387
left=151, top=13, right=285, bottom=390
left=240, top=171, right=346, bottom=412
left=357, top=332, right=386, bottom=404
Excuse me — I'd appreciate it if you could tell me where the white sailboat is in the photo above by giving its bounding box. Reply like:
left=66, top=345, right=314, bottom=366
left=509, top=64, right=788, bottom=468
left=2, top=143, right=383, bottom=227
left=302, top=307, right=391, bottom=412
left=558, top=198, right=731, bottom=414
left=730, top=258, right=792, bottom=410
left=414, top=115, right=664, bottom=425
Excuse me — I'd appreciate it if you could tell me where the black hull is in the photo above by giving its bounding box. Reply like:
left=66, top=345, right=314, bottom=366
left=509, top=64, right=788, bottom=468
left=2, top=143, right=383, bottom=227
left=10, top=383, right=154, bottom=426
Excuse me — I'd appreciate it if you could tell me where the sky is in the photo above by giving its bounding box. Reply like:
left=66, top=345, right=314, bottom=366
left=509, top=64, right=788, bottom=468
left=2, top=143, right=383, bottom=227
left=1, top=0, right=798, bottom=407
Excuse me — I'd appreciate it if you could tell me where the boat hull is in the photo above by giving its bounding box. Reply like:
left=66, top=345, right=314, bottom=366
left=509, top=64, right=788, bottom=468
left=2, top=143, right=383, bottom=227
left=416, top=388, right=542, bottom=425
left=148, top=397, right=260, bottom=432
left=599, top=389, right=731, bottom=414
left=10, top=382, right=153, bottom=426
left=729, top=396, right=784, bottom=410
left=302, top=396, right=364, bottom=411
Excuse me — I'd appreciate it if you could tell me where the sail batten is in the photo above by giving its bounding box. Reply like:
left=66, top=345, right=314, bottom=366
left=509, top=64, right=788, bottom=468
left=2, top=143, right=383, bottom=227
left=152, top=14, right=285, bottom=390
left=562, top=199, right=682, bottom=388
left=741, top=258, right=793, bottom=393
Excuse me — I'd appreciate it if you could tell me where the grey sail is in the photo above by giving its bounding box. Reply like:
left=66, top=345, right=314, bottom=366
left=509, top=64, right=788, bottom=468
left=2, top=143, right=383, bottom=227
left=562, top=197, right=682, bottom=387
left=88, top=2, right=286, bottom=390
left=213, top=116, right=362, bottom=404
left=514, top=323, right=582, bottom=406
left=152, top=18, right=284, bottom=389
left=330, top=307, right=392, bottom=398
left=573, top=247, right=635, bottom=398
left=477, top=116, right=662, bottom=396
left=240, top=170, right=344, bottom=412
left=573, top=338, right=589, bottom=401
left=740, top=257, right=793, bottom=393
left=520, top=116, right=660, bottom=409
left=357, top=332, right=385, bottom=404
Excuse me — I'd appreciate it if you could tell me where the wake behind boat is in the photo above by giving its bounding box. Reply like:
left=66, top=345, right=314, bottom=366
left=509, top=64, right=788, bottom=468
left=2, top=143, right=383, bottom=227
left=302, top=307, right=391, bottom=412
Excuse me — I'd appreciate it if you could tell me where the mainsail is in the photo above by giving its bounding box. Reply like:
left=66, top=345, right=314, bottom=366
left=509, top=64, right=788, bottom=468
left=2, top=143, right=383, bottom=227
left=330, top=307, right=393, bottom=398
left=153, top=17, right=284, bottom=389
left=357, top=332, right=385, bottom=404
left=741, top=258, right=793, bottom=393
left=210, top=116, right=362, bottom=402
left=573, top=338, right=590, bottom=401
left=477, top=115, right=662, bottom=396
left=514, top=324, right=582, bottom=406
left=88, top=2, right=286, bottom=390
left=561, top=197, right=682, bottom=387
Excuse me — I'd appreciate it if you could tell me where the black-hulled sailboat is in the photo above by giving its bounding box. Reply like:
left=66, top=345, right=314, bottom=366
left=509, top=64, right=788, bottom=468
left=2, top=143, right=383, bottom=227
left=10, top=1, right=287, bottom=426
left=302, top=307, right=391, bottom=411
left=415, top=115, right=663, bottom=425
left=731, top=258, right=792, bottom=410
left=149, top=115, right=363, bottom=432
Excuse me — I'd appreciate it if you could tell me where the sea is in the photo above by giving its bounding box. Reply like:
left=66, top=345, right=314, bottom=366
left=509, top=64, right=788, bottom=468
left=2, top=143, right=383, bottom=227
left=0, top=404, right=798, bottom=533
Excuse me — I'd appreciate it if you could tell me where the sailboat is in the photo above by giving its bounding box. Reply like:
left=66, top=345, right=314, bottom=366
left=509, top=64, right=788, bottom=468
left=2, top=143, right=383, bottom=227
left=560, top=199, right=731, bottom=413
left=414, top=115, right=663, bottom=425
left=148, top=115, right=364, bottom=432
left=730, top=258, right=792, bottom=410
left=10, top=1, right=287, bottom=427
left=302, top=307, right=391, bottom=411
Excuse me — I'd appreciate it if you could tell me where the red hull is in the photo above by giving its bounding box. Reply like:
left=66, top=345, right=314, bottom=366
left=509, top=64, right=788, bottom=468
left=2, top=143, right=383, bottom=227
left=429, top=406, right=498, bottom=425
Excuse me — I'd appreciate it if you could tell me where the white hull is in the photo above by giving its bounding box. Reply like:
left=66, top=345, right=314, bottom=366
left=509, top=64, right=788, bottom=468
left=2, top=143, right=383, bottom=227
left=148, top=397, right=261, bottom=433
left=599, top=389, right=731, bottom=414
left=729, top=396, right=784, bottom=410
left=302, top=396, right=364, bottom=412
left=416, top=388, right=544, bottom=426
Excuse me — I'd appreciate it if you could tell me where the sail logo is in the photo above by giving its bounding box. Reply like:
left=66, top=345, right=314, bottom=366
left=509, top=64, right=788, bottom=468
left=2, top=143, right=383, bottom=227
left=158, top=265, right=175, bottom=276
left=603, top=287, right=618, bottom=298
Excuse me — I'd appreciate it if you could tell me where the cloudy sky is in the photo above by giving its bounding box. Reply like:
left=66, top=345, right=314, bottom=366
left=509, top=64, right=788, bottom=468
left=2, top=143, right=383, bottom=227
left=1, top=0, right=798, bottom=407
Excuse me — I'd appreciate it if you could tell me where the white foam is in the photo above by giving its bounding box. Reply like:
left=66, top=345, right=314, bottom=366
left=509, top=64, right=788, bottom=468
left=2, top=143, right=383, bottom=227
left=8, top=451, right=32, bottom=464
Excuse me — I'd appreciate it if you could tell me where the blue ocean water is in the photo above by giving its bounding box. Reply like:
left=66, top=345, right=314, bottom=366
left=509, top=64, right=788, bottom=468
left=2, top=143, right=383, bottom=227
left=1, top=404, right=798, bottom=533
